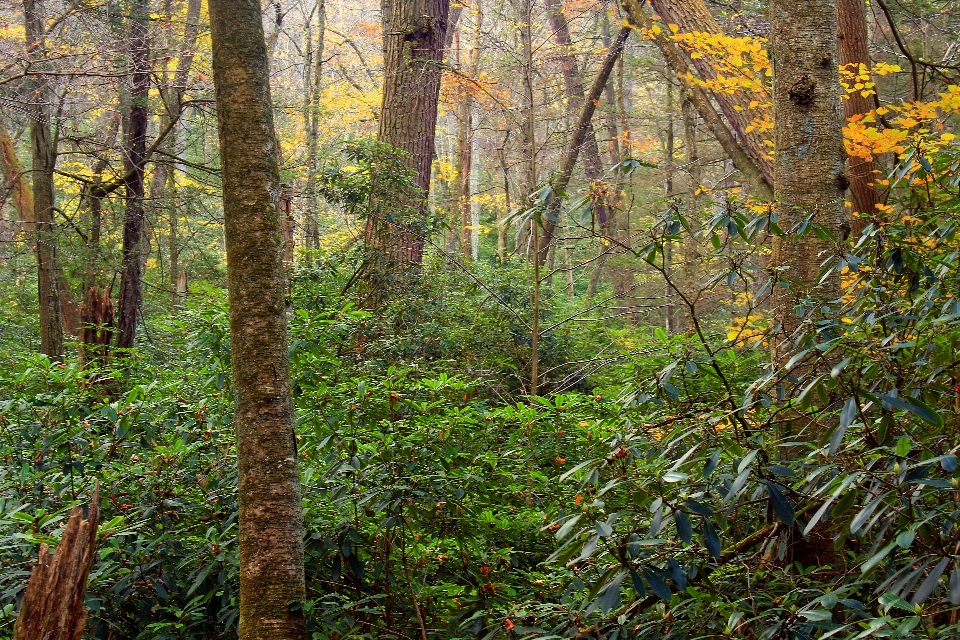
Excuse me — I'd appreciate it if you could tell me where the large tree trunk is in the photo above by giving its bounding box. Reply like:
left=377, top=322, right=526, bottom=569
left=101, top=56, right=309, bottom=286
left=769, top=0, right=846, bottom=358
left=648, top=0, right=775, bottom=189
left=23, top=0, right=64, bottom=360
left=208, top=0, right=307, bottom=637
left=836, top=0, right=880, bottom=231
left=364, top=0, right=450, bottom=299
left=0, top=115, right=34, bottom=235
left=115, top=0, right=150, bottom=351
left=682, top=97, right=702, bottom=334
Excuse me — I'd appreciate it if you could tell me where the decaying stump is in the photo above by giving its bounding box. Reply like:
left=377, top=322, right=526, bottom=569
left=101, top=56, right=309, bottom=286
left=78, top=287, right=114, bottom=367
left=13, top=484, right=100, bottom=640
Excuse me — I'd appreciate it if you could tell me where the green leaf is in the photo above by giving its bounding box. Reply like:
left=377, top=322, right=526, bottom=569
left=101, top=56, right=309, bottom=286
left=876, top=392, right=943, bottom=428
left=674, top=511, right=692, bottom=544
left=702, top=521, right=721, bottom=558
left=896, top=529, right=915, bottom=549
left=643, top=567, right=672, bottom=600
left=861, top=540, right=897, bottom=574
left=912, top=557, right=949, bottom=604
left=703, top=450, right=720, bottom=478
left=599, top=571, right=626, bottom=613
left=555, top=514, right=582, bottom=540
left=830, top=397, right=858, bottom=456
left=766, top=482, right=795, bottom=525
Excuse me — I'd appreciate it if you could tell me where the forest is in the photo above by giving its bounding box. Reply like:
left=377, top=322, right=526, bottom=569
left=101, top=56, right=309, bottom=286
left=1, top=0, right=960, bottom=638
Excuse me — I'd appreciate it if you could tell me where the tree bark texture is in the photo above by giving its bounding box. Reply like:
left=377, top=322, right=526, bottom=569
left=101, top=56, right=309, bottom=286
left=23, top=0, right=64, bottom=360
left=14, top=485, right=99, bottom=640
left=648, top=0, right=775, bottom=189
left=545, top=0, right=608, bottom=229
left=304, top=0, right=325, bottom=259
left=0, top=115, right=34, bottom=234
left=116, top=0, right=150, bottom=350
left=208, top=0, right=307, bottom=637
left=770, top=0, right=846, bottom=354
left=367, top=0, right=450, bottom=268
left=620, top=0, right=773, bottom=201
left=682, top=97, right=702, bottom=334
left=537, top=26, right=630, bottom=264
left=836, top=0, right=880, bottom=229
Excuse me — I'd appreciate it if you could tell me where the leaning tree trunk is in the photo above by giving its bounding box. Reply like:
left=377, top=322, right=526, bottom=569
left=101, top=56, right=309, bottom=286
left=537, top=26, right=630, bottom=264
left=23, top=0, right=64, bottom=360
left=208, top=0, right=307, bottom=637
left=648, top=0, right=775, bottom=189
left=14, top=485, right=99, bottom=640
left=769, top=0, right=847, bottom=359
left=836, top=0, right=880, bottom=231
left=116, top=0, right=150, bottom=350
left=364, top=0, right=450, bottom=303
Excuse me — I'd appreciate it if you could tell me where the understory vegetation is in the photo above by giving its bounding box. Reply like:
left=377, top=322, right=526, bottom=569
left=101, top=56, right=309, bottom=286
left=3, top=140, right=960, bottom=639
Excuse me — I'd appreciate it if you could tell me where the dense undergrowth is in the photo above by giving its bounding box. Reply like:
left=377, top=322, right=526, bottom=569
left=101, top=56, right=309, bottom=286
left=3, top=146, right=960, bottom=639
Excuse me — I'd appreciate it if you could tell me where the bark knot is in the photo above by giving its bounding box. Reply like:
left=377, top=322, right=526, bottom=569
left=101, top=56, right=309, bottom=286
left=788, top=75, right=815, bottom=107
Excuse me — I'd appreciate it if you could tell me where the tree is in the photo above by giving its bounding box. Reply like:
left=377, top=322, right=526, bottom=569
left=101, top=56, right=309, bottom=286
left=23, top=0, right=64, bottom=360
left=769, top=0, right=846, bottom=356
left=364, top=0, right=451, bottom=298
left=207, top=0, right=307, bottom=637
left=836, top=0, right=880, bottom=229
left=115, top=0, right=150, bottom=350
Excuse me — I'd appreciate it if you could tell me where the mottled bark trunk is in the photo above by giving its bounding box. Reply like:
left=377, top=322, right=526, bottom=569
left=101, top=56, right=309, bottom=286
left=770, top=0, right=846, bottom=357
left=23, top=0, right=63, bottom=360
left=648, top=0, right=775, bottom=188
left=365, top=0, right=450, bottom=294
left=621, top=0, right=773, bottom=201
left=682, top=97, right=702, bottom=334
left=208, top=0, right=307, bottom=637
left=116, top=0, right=150, bottom=350
left=537, top=26, right=630, bottom=264
left=836, top=0, right=880, bottom=231
left=304, top=0, right=325, bottom=260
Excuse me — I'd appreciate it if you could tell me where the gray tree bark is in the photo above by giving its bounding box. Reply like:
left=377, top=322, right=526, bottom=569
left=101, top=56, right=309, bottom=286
left=769, top=0, right=847, bottom=357
left=208, top=0, right=307, bottom=637
left=23, top=0, right=64, bottom=360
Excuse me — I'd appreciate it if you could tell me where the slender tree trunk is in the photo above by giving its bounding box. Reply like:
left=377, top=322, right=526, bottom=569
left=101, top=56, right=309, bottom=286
left=836, top=0, right=880, bottom=232
left=537, top=26, right=630, bottom=264
left=663, top=78, right=676, bottom=333
left=365, top=0, right=451, bottom=300
left=304, top=0, right=325, bottom=260
left=770, top=0, right=846, bottom=359
left=544, top=0, right=607, bottom=228
left=682, top=97, right=702, bottom=334
left=116, top=0, right=150, bottom=350
left=23, top=0, right=63, bottom=360
left=208, top=0, right=307, bottom=637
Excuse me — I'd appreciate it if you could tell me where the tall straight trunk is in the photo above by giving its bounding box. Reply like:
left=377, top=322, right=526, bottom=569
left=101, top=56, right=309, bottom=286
left=23, top=0, right=64, bottom=360
left=495, top=130, right=510, bottom=258
left=544, top=0, right=607, bottom=228
left=682, top=97, right=702, bottom=334
left=516, top=0, right=538, bottom=260
left=770, top=0, right=846, bottom=357
left=648, top=0, right=775, bottom=189
left=836, top=0, right=880, bottom=231
left=208, top=0, right=307, bottom=637
left=157, top=0, right=201, bottom=306
left=621, top=0, right=773, bottom=200
left=304, top=0, right=325, bottom=259
left=537, top=26, right=630, bottom=264
left=116, top=0, right=150, bottom=350
left=663, top=79, right=676, bottom=333
left=365, top=0, right=450, bottom=294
